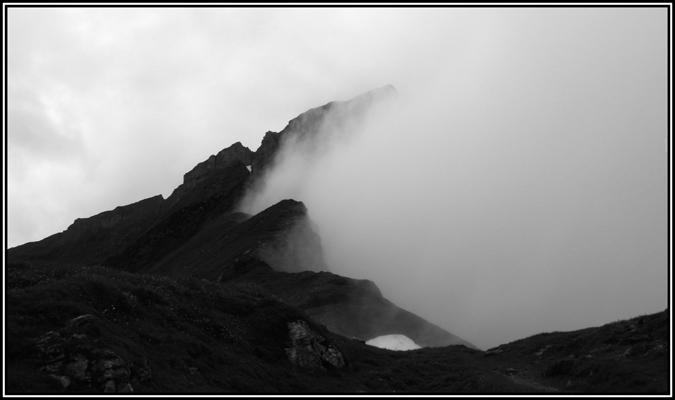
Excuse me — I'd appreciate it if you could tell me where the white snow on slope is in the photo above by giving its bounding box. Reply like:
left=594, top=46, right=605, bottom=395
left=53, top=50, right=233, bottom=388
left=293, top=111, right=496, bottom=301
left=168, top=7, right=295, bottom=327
left=365, top=334, right=422, bottom=351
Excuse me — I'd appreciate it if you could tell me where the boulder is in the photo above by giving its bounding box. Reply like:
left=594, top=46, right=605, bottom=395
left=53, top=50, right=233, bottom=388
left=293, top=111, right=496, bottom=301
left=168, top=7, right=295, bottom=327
left=285, top=320, right=345, bottom=371
left=35, top=323, right=139, bottom=393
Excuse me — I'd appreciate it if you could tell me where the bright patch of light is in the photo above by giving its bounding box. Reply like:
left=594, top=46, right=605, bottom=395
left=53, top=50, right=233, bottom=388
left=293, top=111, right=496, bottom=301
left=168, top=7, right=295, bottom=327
left=365, top=334, right=421, bottom=351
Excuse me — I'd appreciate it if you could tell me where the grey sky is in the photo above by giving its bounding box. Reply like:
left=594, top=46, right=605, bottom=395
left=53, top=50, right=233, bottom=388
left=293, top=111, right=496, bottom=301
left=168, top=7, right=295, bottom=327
left=6, top=7, right=669, bottom=350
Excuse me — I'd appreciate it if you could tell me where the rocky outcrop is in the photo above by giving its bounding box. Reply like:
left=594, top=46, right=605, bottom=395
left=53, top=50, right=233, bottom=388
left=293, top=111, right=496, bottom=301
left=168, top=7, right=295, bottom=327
left=34, top=315, right=151, bottom=393
left=256, top=217, right=326, bottom=273
left=250, top=85, right=397, bottom=179
left=285, top=320, right=345, bottom=371
left=10, top=83, right=475, bottom=353
left=7, top=85, right=396, bottom=268
left=250, top=131, right=282, bottom=179
left=132, top=198, right=330, bottom=280
left=183, top=142, right=254, bottom=189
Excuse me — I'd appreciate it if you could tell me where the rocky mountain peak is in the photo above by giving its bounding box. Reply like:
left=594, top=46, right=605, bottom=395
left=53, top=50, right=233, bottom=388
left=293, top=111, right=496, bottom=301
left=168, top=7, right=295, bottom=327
left=250, top=84, right=397, bottom=179
left=182, top=141, right=254, bottom=189
left=7, top=84, right=479, bottom=357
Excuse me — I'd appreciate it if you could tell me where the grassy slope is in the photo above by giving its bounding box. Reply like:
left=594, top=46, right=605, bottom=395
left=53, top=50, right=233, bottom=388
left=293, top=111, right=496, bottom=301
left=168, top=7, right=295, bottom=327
left=5, top=260, right=670, bottom=394
left=481, top=308, right=670, bottom=393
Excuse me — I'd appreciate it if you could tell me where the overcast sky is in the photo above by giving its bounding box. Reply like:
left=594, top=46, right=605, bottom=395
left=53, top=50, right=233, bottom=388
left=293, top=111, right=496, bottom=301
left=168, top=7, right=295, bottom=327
left=6, top=7, right=669, bottom=350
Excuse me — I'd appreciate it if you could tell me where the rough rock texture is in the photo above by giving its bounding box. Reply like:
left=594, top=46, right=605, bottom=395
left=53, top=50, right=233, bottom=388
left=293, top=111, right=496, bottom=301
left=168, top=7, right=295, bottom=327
left=250, top=84, right=397, bottom=180
left=138, top=198, right=329, bottom=280
left=7, top=83, right=475, bottom=353
left=104, top=161, right=251, bottom=273
left=183, top=142, right=254, bottom=189
left=163, top=159, right=251, bottom=212
left=250, top=131, right=282, bottom=178
left=34, top=315, right=149, bottom=393
left=285, top=320, right=345, bottom=371
left=6, top=85, right=395, bottom=270
left=5, top=85, right=671, bottom=394
left=257, top=214, right=327, bottom=273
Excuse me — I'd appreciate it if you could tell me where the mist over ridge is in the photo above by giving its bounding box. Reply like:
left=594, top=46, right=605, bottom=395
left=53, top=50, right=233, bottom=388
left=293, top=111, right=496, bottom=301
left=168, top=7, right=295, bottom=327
left=235, top=79, right=667, bottom=351
left=6, top=8, right=668, bottom=393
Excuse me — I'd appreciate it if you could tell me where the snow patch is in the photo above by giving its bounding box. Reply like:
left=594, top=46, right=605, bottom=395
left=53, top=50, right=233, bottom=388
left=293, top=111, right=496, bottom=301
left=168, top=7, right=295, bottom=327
left=246, top=165, right=252, bottom=172
left=365, top=334, right=422, bottom=351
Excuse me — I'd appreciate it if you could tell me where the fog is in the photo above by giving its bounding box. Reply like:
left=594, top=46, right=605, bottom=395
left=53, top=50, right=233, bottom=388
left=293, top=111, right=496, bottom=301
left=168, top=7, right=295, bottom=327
left=235, top=16, right=667, bottom=350
left=235, top=74, right=667, bottom=349
left=7, top=7, right=668, bottom=350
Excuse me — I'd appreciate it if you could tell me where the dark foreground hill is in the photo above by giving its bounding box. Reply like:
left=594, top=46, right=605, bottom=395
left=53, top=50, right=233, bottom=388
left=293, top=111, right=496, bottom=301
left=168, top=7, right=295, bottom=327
left=5, top=85, right=671, bottom=394
left=5, top=260, right=670, bottom=394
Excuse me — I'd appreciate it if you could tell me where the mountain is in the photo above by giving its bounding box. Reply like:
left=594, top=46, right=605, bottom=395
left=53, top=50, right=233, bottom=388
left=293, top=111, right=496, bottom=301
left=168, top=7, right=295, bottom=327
left=5, top=85, right=669, bottom=394
left=8, top=85, right=473, bottom=352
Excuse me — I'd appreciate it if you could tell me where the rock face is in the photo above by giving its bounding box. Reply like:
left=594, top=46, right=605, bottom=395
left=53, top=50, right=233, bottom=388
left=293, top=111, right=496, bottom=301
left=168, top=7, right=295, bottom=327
left=34, top=315, right=150, bottom=393
left=7, top=84, right=478, bottom=355
left=183, top=142, right=254, bottom=189
left=250, top=84, right=397, bottom=179
left=240, top=199, right=328, bottom=274
left=250, top=131, right=282, bottom=179
left=8, top=195, right=165, bottom=265
left=7, top=85, right=396, bottom=269
left=257, top=214, right=326, bottom=273
left=110, top=197, right=330, bottom=279
left=285, top=320, right=345, bottom=371
left=62, top=195, right=164, bottom=242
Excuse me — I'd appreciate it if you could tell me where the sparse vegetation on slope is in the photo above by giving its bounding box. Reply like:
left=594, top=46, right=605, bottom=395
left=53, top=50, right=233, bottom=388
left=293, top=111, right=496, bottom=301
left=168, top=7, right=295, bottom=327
left=5, top=86, right=670, bottom=395
left=5, top=260, right=669, bottom=394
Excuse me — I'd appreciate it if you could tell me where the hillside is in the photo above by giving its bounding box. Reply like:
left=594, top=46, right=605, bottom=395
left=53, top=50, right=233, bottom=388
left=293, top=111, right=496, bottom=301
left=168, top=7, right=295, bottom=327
left=5, top=85, right=670, bottom=394
left=5, top=260, right=669, bottom=394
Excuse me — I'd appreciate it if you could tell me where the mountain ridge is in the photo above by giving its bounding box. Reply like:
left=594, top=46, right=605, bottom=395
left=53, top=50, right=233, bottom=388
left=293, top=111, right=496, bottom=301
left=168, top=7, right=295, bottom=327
left=7, top=84, right=477, bottom=351
left=6, top=85, right=669, bottom=394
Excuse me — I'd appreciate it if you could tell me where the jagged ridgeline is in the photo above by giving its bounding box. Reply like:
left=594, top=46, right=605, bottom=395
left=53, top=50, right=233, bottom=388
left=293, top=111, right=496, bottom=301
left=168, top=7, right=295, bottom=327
left=7, top=84, right=475, bottom=350
left=6, top=85, right=670, bottom=394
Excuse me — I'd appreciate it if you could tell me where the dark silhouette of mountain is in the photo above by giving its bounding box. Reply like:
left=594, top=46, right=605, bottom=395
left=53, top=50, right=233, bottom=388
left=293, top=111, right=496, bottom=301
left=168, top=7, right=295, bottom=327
left=8, top=84, right=475, bottom=350
left=5, top=85, right=669, bottom=394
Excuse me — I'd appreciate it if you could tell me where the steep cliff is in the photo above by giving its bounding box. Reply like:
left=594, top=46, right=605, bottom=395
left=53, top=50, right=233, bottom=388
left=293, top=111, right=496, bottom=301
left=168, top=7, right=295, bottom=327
left=7, top=84, right=477, bottom=352
left=182, top=142, right=254, bottom=190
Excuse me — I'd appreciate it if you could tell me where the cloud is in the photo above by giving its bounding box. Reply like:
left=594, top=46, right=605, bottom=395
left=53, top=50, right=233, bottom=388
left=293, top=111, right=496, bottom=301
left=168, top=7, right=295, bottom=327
left=6, top=7, right=668, bottom=350
left=225, top=8, right=667, bottom=350
left=8, top=85, right=86, bottom=165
